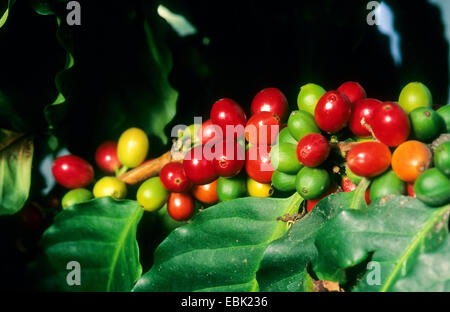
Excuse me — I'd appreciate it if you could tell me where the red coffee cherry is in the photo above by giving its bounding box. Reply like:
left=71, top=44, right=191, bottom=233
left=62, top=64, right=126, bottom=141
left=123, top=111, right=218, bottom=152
left=210, top=98, right=247, bottom=139
left=212, top=140, right=245, bottom=178
left=95, top=141, right=121, bottom=173
left=346, top=141, right=391, bottom=177
left=341, top=176, right=357, bottom=192
left=198, top=119, right=222, bottom=145
left=160, top=162, right=190, bottom=193
left=245, top=145, right=275, bottom=183
left=167, top=192, right=195, bottom=221
left=52, top=155, right=94, bottom=189
left=245, top=112, right=281, bottom=146
left=337, top=81, right=367, bottom=105
left=314, top=90, right=352, bottom=133
left=371, top=102, right=410, bottom=147
left=250, top=87, right=289, bottom=121
left=296, top=133, right=330, bottom=167
left=349, top=98, right=383, bottom=137
left=183, top=146, right=218, bottom=185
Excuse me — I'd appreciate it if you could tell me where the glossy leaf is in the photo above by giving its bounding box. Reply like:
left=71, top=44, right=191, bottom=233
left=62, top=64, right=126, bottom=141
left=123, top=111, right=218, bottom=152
left=391, top=237, right=450, bottom=291
left=29, top=197, right=143, bottom=291
left=257, top=191, right=354, bottom=291
left=0, top=0, right=14, bottom=29
left=0, top=129, right=33, bottom=215
left=313, top=195, right=450, bottom=292
left=33, top=1, right=178, bottom=156
left=133, top=194, right=303, bottom=292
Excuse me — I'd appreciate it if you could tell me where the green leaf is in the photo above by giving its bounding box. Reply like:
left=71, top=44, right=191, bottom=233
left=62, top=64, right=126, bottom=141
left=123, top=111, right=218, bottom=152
left=133, top=193, right=303, bottom=292
left=43, top=16, right=74, bottom=129
left=33, top=2, right=178, bottom=156
left=29, top=197, right=143, bottom=291
left=391, top=237, right=450, bottom=291
left=256, top=191, right=354, bottom=292
left=349, top=177, right=370, bottom=210
left=0, top=0, right=14, bottom=29
left=0, top=129, right=33, bottom=215
left=313, top=195, right=450, bottom=292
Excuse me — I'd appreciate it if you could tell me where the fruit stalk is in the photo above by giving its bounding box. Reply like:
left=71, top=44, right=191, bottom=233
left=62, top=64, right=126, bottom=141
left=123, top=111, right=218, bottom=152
left=119, top=150, right=183, bottom=185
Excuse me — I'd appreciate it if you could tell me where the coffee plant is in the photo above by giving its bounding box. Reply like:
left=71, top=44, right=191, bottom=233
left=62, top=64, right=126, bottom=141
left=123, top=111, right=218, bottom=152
left=1, top=0, right=449, bottom=292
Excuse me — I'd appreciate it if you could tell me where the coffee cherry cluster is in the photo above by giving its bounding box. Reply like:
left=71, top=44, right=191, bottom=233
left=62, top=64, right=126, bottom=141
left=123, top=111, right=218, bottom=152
left=156, top=88, right=288, bottom=220
left=51, top=81, right=450, bottom=221
left=271, top=81, right=450, bottom=211
left=51, top=88, right=291, bottom=222
left=52, top=128, right=147, bottom=209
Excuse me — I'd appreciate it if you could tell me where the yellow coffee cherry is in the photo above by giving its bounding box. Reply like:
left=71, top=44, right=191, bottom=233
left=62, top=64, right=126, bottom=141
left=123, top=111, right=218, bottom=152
left=117, top=127, right=149, bottom=168
left=93, top=177, right=127, bottom=199
left=247, top=178, right=273, bottom=198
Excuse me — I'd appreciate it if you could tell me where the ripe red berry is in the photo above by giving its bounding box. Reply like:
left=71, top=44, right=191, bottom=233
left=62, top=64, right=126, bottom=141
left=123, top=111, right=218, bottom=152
left=245, top=112, right=281, bottom=146
left=212, top=140, right=245, bottom=177
left=183, top=146, right=218, bottom=185
left=250, top=87, right=289, bottom=121
left=341, top=176, right=357, bottom=192
left=315, top=91, right=352, bottom=133
left=167, top=192, right=195, bottom=221
left=365, top=189, right=371, bottom=205
left=346, top=141, right=391, bottom=177
left=337, top=81, right=367, bottom=105
left=95, top=141, right=121, bottom=173
left=349, top=98, right=383, bottom=137
left=198, top=119, right=221, bottom=145
left=160, top=162, right=190, bottom=193
left=52, top=155, right=94, bottom=189
left=245, top=145, right=275, bottom=183
left=210, top=98, right=247, bottom=139
left=407, top=182, right=415, bottom=197
left=296, top=133, right=330, bottom=167
left=371, top=102, right=410, bottom=147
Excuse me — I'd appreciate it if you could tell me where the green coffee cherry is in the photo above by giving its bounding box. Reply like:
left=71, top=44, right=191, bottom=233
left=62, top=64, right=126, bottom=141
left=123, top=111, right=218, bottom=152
left=62, top=188, right=93, bottom=209
left=287, top=110, right=320, bottom=141
left=414, top=168, right=450, bottom=207
left=217, top=176, right=247, bottom=202
left=410, top=107, right=444, bottom=142
left=271, top=170, right=297, bottom=192
left=295, top=167, right=330, bottom=200
left=370, top=170, right=405, bottom=201
left=434, top=141, right=450, bottom=178
left=297, top=83, right=326, bottom=116
left=270, top=143, right=303, bottom=174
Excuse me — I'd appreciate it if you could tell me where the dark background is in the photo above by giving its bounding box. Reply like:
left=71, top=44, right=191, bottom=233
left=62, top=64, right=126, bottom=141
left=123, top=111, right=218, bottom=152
left=1, top=0, right=449, bottom=151
left=0, top=0, right=448, bottom=290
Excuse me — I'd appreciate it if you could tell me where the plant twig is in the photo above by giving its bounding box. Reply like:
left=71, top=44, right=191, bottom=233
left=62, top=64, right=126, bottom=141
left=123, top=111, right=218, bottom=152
left=119, top=150, right=183, bottom=184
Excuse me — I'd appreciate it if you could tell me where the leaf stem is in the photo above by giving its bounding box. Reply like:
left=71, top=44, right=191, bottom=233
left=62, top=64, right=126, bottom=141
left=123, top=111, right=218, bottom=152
left=287, top=192, right=304, bottom=215
left=350, top=178, right=370, bottom=210
left=270, top=192, right=304, bottom=242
